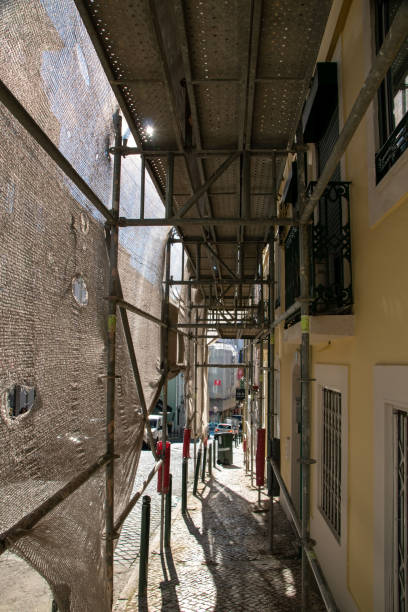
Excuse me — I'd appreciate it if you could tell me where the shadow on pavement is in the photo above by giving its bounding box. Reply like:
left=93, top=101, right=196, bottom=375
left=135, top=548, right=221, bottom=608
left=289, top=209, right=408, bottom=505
left=182, top=475, right=325, bottom=611
left=138, top=548, right=181, bottom=611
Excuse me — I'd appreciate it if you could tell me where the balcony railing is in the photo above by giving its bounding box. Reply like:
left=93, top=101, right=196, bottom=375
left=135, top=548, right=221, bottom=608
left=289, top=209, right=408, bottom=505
left=284, top=181, right=352, bottom=326
left=376, top=112, right=408, bottom=183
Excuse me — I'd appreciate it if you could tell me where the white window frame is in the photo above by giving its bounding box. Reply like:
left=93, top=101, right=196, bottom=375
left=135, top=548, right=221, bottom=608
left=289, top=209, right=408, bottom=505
left=312, top=364, right=357, bottom=611
left=374, top=365, right=408, bottom=611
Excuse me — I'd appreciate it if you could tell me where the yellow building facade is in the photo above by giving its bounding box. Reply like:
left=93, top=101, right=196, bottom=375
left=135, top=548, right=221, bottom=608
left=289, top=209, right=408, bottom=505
left=265, top=0, right=408, bottom=609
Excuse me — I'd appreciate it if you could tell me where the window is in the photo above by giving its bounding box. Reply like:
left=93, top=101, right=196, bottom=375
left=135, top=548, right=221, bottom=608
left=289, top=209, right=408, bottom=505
left=320, top=387, right=342, bottom=539
left=393, top=409, right=408, bottom=610
left=375, top=0, right=408, bottom=182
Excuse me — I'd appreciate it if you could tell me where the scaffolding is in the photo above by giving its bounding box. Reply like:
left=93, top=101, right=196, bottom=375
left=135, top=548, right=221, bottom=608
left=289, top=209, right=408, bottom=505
left=1, top=0, right=407, bottom=610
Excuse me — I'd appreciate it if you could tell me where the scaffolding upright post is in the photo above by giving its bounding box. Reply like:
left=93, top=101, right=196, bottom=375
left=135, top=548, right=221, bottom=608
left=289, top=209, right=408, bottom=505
left=250, top=342, right=254, bottom=488
left=160, top=237, right=171, bottom=555
left=267, top=236, right=275, bottom=552
left=105, top=110, right=122, bottom=608
left=244, top=360, right=249, bottom=472
left=268, top=152, right=277, bottom=552
left=194, top=311, right=198, bottom=469
left=297, top=131, right=312, bottom=611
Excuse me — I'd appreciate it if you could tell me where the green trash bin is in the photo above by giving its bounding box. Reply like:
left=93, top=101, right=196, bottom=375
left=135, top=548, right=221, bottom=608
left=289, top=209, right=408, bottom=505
left=216, top=432, right=234, bottom=465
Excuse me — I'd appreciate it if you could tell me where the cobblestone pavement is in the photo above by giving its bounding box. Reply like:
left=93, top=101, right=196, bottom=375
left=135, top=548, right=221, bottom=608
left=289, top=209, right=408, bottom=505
left=121, top=446, right=326, bottom=612
left=114, top=440, right=196, bottom=596
left=0, top=438, right=196, bottom=611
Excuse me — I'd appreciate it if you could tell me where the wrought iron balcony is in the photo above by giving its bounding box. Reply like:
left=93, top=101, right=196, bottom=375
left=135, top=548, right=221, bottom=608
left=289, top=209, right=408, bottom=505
left=375, top=112, right=408, bottom=183
left=284, top=181, right=352, bottom=327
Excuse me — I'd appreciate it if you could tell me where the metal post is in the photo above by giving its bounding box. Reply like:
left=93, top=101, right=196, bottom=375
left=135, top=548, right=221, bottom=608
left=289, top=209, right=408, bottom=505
left=193, top=312, right=198, bottom=469
left=166, top=154, right=174, bottom=218
left=202, top=443, right=207, bottom=482
left=105, top=110, right=122, bottom=608
left=244, top=357, right=249, bottom=473
left=160, top=238, right=171, bottom=554
left=258, top=339, right=263, bottom=427
left=140, top=155, right=145, bottom=219
left=165, top=474, right=172, bottom=548
left=182, top=457, right=188, bottom=515
left=208, top=442, right=212, bottom=476
left=250, top=342, right=254, bottom=487
left=193, top=447, right=202, bottom=496
left=267, top=237, right=276, bottom=553
left=267, top=150, right=277, bottom=552
left=138, top=495, right=151, bottom=597
left=297, top=128, right=312, bottom=611
left=213, top=437, right=217, bottom=467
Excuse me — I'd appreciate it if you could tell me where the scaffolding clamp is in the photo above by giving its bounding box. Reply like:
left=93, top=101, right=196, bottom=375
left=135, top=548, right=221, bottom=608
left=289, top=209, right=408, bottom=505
left=297, top=457, right=316, bottom=465
left=301, top=536, right=317, bottom=547
left=99, top=374, right=122, bottom=380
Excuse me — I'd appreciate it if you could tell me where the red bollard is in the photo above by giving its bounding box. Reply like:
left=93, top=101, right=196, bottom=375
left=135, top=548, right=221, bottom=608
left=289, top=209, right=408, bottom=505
left=157, top=441, right=171, bottom=494
left=256, top=429, right=266, bottom=487
left=182, top=428, right=191, bottom=458
left=243, top=438, right=247, bottom=453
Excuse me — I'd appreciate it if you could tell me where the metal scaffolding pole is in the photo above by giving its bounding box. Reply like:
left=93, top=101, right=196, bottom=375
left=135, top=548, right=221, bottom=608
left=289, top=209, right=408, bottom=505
left=105, top=111, right=122, bottom=608
left=267, top=149, right=277, bottom=551
left=267, top=237, right=275, bottom=552
left=297, top=128, right=312, bottom=611
left=250, top=342, right=254, bottom=488
left=160, top=238, right=171, bottom=554
left=194, top=310, right=198, bottom=469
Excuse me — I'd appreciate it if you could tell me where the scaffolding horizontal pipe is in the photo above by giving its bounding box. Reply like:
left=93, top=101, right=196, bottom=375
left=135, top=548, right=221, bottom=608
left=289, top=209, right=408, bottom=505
left=168, top=278, right=271, bottom=285
left=114, top=460, right=163, bottom=531
left=0, top=454, right=110, bottom=556
left=170, top=239, right=267, bottom=245
left=270, top=460, right=339, bottom=611
left=119, top=217, right=297, bottom=227
left=193, top=304, right=260, bottom=309
left=196, top=363, right=248, bottom=368
left=174, top=323, right=264, bottom=329
left=0, top=79, right=114, bottom=223
left=110, top=147, right=297, bottom=157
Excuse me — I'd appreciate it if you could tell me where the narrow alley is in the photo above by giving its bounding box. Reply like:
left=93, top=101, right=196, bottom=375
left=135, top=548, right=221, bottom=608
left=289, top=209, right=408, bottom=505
left=117, top=445, right=325, bottom=612
left=1, top=1, right=407, bottom=610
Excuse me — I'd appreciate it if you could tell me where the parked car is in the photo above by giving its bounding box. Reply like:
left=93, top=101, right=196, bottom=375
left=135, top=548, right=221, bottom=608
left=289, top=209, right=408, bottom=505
left=214, top=423, right=234, bottom=435
left=143, top=415, right=166, bottom=448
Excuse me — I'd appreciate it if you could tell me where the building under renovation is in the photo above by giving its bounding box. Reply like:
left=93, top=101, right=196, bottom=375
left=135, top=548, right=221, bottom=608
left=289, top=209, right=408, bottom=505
left=0, top=0, right=407, bottom=610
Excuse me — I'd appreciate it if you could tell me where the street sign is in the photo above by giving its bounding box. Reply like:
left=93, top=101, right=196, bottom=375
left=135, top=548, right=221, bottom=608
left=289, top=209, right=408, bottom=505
left=236, top=388, right=245, bottom=400
left=214, top=379, right=221, bottom=386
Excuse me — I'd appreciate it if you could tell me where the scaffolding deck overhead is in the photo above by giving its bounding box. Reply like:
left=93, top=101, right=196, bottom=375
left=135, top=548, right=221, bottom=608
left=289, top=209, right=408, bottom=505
left=74, top=0, right=332, bottom=305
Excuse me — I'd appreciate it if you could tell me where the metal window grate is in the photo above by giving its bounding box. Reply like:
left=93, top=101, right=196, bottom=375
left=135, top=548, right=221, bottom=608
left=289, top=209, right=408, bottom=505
left=320, top=387, right=341, bottom=539
left=393, top=409, right=408, bottom=611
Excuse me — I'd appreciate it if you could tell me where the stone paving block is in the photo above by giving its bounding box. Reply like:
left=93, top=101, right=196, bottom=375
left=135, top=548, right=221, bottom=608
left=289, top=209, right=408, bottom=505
left=118, top=446, right=326, bottom=612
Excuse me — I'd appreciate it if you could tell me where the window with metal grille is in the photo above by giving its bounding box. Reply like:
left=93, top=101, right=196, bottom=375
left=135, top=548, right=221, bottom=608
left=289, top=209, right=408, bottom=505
left=320, top=387, right=342, bottom=539
left=393, top=409, right=408, bottom=611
